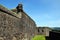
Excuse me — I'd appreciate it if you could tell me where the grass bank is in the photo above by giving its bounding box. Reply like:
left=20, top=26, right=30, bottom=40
left=32, top=35, right=46, bottom=40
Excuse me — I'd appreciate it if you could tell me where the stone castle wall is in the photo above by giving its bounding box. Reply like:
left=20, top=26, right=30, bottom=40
left=37, top=27, right=51, bottom=36
left=49, top=31, right=60, bottom=40
left=0, top=4, right=51, bottom=40
left=0, top=11, right=24, bottom=40
left=0, top=4, right=37, bottom=40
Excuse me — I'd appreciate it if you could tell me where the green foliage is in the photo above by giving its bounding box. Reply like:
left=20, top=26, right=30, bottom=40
left=32, top=35, right=46, bottom=40
left=0, top=4, right=3, bottom=7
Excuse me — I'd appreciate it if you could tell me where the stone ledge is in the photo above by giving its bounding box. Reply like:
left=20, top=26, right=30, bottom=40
left=0, top=5, right=20, bottom=19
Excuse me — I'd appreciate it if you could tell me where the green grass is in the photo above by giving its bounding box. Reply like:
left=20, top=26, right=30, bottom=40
left=32, top=35, right=46, bottom=40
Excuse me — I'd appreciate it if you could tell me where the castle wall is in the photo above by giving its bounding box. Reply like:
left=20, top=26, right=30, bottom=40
left=21, top=12, right=37, bottom=40
left=37, top=27, right=51, bottom=36
left=0, top=4, right=53, bottom=40
left=0, top=5, right=37, bottom=40
left=0, top=11, right=24, bottom=40
left=49, top=31, right=60, bottom=40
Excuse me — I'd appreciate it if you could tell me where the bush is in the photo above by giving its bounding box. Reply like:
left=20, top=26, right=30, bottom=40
left=32, top=35, right=46, bottom=40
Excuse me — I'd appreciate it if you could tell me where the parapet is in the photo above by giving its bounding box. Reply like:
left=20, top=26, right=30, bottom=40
left=0, top=4, right=22, bottom=19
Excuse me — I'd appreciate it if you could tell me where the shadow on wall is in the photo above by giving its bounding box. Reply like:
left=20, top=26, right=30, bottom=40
left=45, top=36, right=50, bottom=40
left=49, top=31, right=60, bottom=40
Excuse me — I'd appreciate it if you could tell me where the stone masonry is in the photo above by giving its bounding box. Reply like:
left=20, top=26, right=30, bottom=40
left=0, top=4, right=51, bottom=40
left=0, top=4, right=37, bottom=40
left=37, top=27, right=52, bottom=36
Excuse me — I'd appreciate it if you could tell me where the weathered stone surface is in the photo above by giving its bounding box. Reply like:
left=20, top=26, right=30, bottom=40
left=0, top=4, right=37, bottom=40
left=37, top=27, right=51, bottom=36
left=0, top=4, right=52, bottom=40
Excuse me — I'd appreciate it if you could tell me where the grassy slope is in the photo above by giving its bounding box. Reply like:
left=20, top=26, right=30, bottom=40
left=32, top=35, right=46, bottom=40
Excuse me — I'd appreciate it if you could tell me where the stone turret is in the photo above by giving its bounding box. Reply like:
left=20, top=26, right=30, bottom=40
left=16, top=4, right=23, bottom=13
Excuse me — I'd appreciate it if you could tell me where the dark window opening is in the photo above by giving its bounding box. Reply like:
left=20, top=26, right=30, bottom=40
left=42, top=30, right=44, bottom=32
left=38, top=29, right=40, bottom=32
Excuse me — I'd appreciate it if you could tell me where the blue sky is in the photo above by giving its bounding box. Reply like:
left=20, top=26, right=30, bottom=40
left=0, top=0, right=60, bottom=27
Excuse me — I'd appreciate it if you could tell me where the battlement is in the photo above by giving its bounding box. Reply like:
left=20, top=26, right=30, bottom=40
left=0, top=4, right=23, bottom=19
left=0, top=5, right=18, bottom=17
